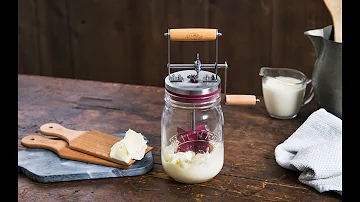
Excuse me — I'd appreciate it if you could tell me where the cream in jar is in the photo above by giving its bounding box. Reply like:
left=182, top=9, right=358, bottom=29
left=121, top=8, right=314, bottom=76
left=161, top=143, right=224, bottom=184
left=161, top=126, right=224, bottom=184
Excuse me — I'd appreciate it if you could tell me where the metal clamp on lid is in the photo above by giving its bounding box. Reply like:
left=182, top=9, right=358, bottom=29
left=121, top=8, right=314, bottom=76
left=164, top=28, right=228, bottom=97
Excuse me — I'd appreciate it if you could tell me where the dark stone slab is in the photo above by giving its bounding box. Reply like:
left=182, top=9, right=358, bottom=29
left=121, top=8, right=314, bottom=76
left=18, top=133, right=153, bottom=183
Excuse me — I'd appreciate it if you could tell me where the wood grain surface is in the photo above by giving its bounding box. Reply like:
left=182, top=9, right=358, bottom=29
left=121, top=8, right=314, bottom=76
left=18, top=0, right=333, bottom=96
left=18, top=74, right=342, bottom=201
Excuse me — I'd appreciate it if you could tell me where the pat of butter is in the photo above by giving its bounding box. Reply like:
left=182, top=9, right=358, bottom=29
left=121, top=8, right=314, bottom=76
left=110, top=129, right=148, bottom=164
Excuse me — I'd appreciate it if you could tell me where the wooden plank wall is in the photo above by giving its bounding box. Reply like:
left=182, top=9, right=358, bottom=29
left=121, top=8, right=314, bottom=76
left=18, top=0, right=332, bottom=96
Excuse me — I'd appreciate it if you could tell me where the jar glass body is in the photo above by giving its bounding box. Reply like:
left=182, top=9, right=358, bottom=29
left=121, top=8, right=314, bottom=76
left=160, top=90, right=224, bottom=184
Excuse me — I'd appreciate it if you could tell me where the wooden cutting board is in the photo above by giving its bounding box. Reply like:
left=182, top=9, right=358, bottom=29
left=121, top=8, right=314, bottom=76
left=18, top=132, right=153, bottom=183
left=39, top=123, right=153, bottom=166
left=21, top=134, right=131, bottom=169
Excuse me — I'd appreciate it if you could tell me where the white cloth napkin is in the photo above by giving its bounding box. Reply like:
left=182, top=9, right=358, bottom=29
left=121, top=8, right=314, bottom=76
left=274, top=108, right=342, bottom=195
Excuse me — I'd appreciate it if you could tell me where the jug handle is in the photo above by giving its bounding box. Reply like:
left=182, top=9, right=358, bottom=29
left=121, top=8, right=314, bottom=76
left=302, top=79, right=314, bottom=106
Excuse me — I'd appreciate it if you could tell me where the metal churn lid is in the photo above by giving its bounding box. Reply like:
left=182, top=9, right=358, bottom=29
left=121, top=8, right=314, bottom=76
left=163, top=28, right=228, bottom=100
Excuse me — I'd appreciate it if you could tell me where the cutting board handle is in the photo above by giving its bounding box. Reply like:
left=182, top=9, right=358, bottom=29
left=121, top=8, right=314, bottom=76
left=21, top=134, right=65, bottom=154
left=40, top=123, right=85, bottom=142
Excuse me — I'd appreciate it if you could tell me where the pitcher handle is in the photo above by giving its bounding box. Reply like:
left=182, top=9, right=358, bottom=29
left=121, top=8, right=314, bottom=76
left=302, top=79, right=314, bottom=106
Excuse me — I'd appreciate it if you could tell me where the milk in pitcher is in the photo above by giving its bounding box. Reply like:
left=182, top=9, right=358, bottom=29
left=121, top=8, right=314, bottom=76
left=262, top=76, right=305, bottom=119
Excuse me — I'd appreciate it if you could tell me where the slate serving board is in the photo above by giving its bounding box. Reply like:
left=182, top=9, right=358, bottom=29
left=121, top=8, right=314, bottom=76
left=18, top=133, right=153, bottom=183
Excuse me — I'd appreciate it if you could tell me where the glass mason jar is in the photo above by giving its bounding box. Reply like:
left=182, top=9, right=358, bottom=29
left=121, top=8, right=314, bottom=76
left=161, top=76, right=224, bottom=184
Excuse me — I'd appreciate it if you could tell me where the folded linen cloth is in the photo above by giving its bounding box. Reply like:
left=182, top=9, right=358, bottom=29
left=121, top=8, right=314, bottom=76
left=274, top=108, right=342, bottom=195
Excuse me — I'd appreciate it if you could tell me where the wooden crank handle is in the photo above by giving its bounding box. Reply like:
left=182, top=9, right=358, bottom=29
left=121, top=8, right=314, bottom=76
left=39, top=123, right=86, bottom=142
left=168, top=28, right=219, bottom=41
left=225, top=94, right=260, bottom=106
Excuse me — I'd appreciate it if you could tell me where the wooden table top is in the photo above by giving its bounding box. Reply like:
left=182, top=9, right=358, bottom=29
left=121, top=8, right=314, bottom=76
left=18, top=74, right=342, bottom=201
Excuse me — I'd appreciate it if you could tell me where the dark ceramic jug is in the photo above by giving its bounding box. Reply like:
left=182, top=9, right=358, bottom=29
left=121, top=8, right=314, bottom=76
left=304, top=25, right=342, bottom=119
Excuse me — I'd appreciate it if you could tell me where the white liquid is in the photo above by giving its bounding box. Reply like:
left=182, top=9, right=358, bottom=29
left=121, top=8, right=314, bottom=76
left=161, top=144, right=224, bottom=184
left=262, top=76, right=305, bottom=118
